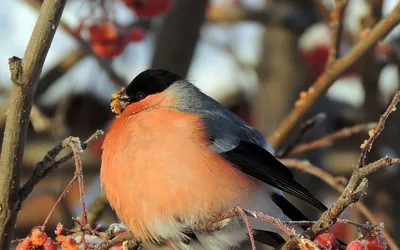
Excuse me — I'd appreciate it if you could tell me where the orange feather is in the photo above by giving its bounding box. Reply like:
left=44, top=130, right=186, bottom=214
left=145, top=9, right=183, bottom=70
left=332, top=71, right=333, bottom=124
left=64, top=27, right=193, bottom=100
left=101, top=91, right=261, bottom=242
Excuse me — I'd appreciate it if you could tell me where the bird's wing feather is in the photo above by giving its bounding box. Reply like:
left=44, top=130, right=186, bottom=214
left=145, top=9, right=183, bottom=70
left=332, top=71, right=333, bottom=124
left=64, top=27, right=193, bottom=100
left=220, top=141, right=327, bottom=211
left=175, top=85, right=325, bottom=211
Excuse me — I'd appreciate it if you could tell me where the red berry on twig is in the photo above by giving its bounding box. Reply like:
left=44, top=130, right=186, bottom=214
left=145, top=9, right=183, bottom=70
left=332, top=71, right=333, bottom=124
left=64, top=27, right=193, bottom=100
left=16, top=238, right=31, bottom=250
left=314, top=231, right=339, bottom=250
left=347, top=240, right=367, bottom=250
left=364, top=235, right=387, bottom=250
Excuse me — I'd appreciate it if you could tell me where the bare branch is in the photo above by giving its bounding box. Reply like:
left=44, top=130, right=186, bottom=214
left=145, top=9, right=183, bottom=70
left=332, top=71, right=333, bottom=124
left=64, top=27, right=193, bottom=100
left=326, top=0, right=348, bottom=67
left=277, top=113, right=326, bottom=158
left=269, top=3, right=400, bottom=150
left=299, top=91, right=400, bottom=242
left=151, top=0, right=209, bottom=77
left=281, top=159, right=399, bottom=250
left=18, top=130, right=104, bottom=207
left=42, top=175, right=77, bottom=230
left=94, top=232, right=140, bottom=250
left=357, top=91, right=400, bottom=168
left=289, top=123, right=377, bottom=156
left=0, top=0, right=67, bottom=248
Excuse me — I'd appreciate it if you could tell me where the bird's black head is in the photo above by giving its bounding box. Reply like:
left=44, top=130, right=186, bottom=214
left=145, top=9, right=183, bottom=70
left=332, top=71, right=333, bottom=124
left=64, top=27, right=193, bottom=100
left=125, top=69, right=183, bottom=102
left=110, top=69, right=183, bottom=114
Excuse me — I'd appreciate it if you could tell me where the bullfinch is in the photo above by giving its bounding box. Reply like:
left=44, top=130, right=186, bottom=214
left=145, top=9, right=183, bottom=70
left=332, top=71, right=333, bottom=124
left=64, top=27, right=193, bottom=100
left=101, top=69, right=327, bottom=250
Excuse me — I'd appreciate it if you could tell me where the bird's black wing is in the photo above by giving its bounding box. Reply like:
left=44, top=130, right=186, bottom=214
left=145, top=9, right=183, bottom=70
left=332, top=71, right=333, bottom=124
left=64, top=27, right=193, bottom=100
left=220, top=140, right=327, bottom=211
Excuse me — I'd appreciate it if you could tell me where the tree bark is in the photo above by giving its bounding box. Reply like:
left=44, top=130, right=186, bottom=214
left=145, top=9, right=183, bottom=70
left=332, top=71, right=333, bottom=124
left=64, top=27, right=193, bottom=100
left=151, top=0, right=209, bottom=77
left=0, top=0, right=66, bottom=248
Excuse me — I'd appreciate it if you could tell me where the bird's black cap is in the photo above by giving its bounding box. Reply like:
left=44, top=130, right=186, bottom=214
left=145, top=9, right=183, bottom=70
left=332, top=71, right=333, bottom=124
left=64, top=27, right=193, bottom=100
left=125, top=69, right=183, bottom=103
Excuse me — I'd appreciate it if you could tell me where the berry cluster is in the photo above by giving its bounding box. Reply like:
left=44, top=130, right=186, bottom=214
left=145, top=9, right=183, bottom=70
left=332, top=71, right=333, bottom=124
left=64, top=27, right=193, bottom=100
left=16, top=227, right=58, bottom=250
left=346, top=235, right=387, bottom=250
left=74, top=0, right=174, bottom=58
left=15, top=223, right=129, bottom=250
left=298, top=230, right=387, bottom=250
left=88, top=23, right=145, bottom=58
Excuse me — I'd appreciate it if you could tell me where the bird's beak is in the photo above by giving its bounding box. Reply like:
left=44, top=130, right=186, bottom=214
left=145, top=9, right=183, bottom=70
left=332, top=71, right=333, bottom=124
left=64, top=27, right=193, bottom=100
left=110, top=87, right=130, bottom=115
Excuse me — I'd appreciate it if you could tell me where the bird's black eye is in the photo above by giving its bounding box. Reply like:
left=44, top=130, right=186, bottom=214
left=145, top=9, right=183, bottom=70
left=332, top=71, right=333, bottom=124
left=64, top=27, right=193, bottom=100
left=136, top=92, right=147, bottom=101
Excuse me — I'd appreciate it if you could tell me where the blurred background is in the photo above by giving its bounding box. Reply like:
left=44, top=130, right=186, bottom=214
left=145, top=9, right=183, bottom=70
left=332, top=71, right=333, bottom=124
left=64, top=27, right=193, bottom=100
left=1, top=0, right=400, bottom=248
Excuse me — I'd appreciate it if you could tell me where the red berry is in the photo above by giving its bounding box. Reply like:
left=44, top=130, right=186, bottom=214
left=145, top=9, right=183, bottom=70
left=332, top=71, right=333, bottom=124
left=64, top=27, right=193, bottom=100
left=89, top=23, right=119, bottom=42
left=43, top=238, right=58, bottom=250
left=300, top=45, right=358, bottom=78
left=364, top=235, right=387, bottom=250
left=123, top=0, right=173, bottom=17
left=30, top=227, right=48, bottom=247
left=331, top=223, right=349, bottom=242
left=55, top=222, right=64, bottom=235
left=92, top=42, right=126, bottom=58
left=56, top=235, right=79, bottom=250
left=129, top=28, right=146, bottom=42
left=16, top=238, right=31, bottom=250
left=347, top=240, right=367, bottom=250
left=88, top=23, right=129, bottom=58
left=314, top=231, right=338, bottom=249
left=300, top=45, right=329, bottom=78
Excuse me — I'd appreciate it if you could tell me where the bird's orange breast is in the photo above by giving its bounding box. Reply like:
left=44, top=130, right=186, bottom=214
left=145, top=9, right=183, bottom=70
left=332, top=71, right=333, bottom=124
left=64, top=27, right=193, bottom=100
left=101, top=93, right=260, bottom=241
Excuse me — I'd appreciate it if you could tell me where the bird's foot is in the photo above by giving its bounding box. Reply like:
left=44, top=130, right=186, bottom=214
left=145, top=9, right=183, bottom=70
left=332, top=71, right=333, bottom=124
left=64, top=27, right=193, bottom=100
left=207, top=218, right=232, bottom=232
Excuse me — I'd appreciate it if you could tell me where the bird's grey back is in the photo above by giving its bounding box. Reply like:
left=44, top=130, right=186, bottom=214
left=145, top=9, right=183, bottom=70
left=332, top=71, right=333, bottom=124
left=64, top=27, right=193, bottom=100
left=167, top=81, right=274, bottom=154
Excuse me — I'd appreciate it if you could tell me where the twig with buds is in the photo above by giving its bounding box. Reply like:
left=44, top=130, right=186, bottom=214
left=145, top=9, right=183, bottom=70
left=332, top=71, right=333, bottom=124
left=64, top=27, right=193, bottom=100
left=281, top=159, right=399, bottom=250
left=326, top=0, right=349, bottom=67
left=288, top=123, right=377, bottom=156
left=300, top=91, right=400, bottom=242
left=269, top=2, right=400, bottom=150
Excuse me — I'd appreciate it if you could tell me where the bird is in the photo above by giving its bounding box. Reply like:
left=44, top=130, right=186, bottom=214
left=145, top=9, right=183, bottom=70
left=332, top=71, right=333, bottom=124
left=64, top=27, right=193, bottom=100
left=100, top=69, right=327, bottom=250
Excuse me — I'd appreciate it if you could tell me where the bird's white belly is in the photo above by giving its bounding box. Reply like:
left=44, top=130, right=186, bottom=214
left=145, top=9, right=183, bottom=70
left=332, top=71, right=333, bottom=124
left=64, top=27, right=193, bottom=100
left=152, top=185, right=291, bottom=250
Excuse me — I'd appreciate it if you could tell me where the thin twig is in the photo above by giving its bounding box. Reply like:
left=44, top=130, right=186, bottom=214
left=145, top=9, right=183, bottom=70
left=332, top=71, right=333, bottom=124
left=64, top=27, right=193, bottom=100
left=326, top=0, right=348, bottom=68
left=360, top=157, right=400, bottom=176
left=357, top=91, right=400, bottom=168
left=66, top=137, right=87, bottom=226
left=42, top=175, right=78, bottom=229
left=300, top=91, right=400, bottom=242
left=94, top=232, right=140, bottom=250
left=18, top=130, right=104, bottom=208
left=277, top=113, right=326, bottom=158
left=281, top=159, right=399, bottom=250
left=269, top=3, right=400, bottom=150
left=212, top=207, right=295, bottom=238
left=233, top=209, right=378, bottom=234
left=66, top=137, right=88, bottom=249
left=241, top=209, right=295, bottom=236
left=281, top=159, right=347, bottom=193
left=0, top=0, right=67, bottom=248
left=236, top=208, right=256, bottom=250
left=91, top=205, right=388, bottom=250
left=289, top=123, right=377, bottom=156
left=311, top=0, right=355, bottom=45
